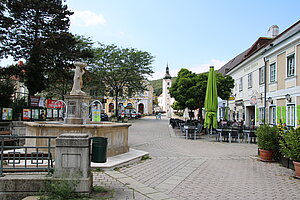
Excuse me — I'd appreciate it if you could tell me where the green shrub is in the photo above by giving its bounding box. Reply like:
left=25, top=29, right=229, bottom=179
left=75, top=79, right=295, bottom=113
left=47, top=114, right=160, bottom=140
left=40, top=178, right=79, bottom=200
left=280, top=128, right=300, bottom=162
left=255, top=124, right=279, bottom=151
left=141, top=155, right=152, bottom=161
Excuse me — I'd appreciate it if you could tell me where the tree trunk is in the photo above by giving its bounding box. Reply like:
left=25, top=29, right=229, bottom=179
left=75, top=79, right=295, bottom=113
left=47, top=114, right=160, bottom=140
left=115, top=92, right=118, bottom=116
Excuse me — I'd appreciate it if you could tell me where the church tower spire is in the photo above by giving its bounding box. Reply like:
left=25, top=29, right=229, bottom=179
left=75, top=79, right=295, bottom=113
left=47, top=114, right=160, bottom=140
left=163, top=63, right=171, bottom=79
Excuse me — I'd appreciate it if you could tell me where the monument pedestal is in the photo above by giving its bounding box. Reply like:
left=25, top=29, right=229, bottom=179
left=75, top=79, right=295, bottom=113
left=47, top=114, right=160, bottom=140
left=64, top=94, right=91, bottom=124
left=55, top=133, right=92, bottom=193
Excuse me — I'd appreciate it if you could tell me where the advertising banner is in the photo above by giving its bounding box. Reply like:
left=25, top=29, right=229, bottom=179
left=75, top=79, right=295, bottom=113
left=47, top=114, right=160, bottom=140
left=2, top=108, right=13, bottom=120
left=30, top=96, right=40, bottom=107
left=47, top=109, right=53, bottom=118
left=32, top=109, right=40, bottom=119
left=23, top=109, right=31, bottom=120
left=46, top=99, right=64, bottom=108
left=91, top=103, right=101, bottom=122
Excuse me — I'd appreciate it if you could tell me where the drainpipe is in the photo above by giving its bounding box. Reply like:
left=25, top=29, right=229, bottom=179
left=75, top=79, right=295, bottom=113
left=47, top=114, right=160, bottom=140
left=264, top=57, right=267, bottom=124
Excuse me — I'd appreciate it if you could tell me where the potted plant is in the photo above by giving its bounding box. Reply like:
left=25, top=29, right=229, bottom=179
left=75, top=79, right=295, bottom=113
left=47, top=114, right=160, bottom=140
left=255, top=124, right=279, bottom=162
left=280, top=128, right=300, bottom=178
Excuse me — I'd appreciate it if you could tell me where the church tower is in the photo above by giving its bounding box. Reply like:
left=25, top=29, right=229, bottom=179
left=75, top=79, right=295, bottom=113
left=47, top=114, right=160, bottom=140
left=162, top=64, right=172, bottom=112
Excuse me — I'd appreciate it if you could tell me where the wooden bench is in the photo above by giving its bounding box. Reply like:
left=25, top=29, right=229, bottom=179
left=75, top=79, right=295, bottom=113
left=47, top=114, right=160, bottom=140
left=0, top=130, right=19, bottom=146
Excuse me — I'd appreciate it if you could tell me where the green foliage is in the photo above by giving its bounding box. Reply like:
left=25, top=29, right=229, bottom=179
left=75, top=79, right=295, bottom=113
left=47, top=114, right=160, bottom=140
left=280, top=128, right=300, bottom=162
left=169, top=68, right=198, bottom=110
left=92, top=186, right=110, bottom=193
left=150, top=77, right=176, bottom=96
left=255, top=124, right=280, bottom=151
left=94, top=168, right=104, bottom=173
left=2, top=0, right=77, bottom=95
left=169, top=68, right=234, bottom=120
left=0, top=79, right=15, bottom=107
left=40, top=178, right=80, bottom=200
left=0, top=0, right=13, bottom=59
left=113, top=167, right=121, bottom=171
left=91, top=43, right=154, bottom=115
left=141, top=155, right=152, bottom=161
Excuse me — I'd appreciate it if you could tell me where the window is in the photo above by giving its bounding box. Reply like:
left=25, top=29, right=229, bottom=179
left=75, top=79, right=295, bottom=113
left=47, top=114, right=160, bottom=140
left=239, top=78, right=243, bottom=91
left=259, top=66, right=265, bottom=84
left=259, top=107, right=265, bottom=124
left=287, top=104, right=295, bottom=126
left=270, top=63, right=276, bottom=83
left=287, top=54, right=295, bottom=77
left=269, top=106, right=276, bottom=125
left=108, top=103, right=114, bottom=112
left=248, top=73, right=252, bottom=88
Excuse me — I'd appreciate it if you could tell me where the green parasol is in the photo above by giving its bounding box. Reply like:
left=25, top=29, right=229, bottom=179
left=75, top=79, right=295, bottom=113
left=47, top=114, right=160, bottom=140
left=204, top=66, right=218, bottom=130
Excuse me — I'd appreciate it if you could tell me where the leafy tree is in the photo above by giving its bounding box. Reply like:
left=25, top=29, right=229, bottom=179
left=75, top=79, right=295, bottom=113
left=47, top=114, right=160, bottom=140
left=91, top=43, right=154, bottom=116
left=150, top=77, right=176, bottom=97
left=0, top=0, right=12, bottom=59
left=169, top=68, right=234, bottom=121
left=0, top=79, right=15, bottom=107
left=0, top=64, right=24, bottom=107
left=39, top=34, right=95, bottom=99
left=5, top=0, right=73, bottom=95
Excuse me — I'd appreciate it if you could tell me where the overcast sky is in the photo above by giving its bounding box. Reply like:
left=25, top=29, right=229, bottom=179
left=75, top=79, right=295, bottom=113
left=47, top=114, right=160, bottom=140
left=1, top=0, right=299, bottom=80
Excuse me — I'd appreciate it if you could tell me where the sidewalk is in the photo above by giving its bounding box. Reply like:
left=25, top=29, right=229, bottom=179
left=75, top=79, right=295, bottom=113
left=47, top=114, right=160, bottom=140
left=93, top=116, right=300, bottom=200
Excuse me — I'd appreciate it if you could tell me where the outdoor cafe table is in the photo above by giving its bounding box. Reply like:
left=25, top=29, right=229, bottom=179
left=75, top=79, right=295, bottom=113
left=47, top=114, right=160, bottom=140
left=242, top=129, right=257, bottom=144
left=216, top=128, right=241, bottom=143
left=184, top=125, right=197, bottom=140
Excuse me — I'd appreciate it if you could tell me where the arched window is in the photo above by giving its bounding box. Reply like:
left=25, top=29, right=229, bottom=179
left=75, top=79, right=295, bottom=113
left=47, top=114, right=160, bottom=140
left=109, top=103, right=114, bottom=112
left=138, top=103, right=144, bottom=114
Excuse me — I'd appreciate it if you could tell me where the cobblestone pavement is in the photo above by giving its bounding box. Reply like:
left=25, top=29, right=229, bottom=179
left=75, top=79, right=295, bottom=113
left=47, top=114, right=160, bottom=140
left=94, top=116, right=300, bottom=200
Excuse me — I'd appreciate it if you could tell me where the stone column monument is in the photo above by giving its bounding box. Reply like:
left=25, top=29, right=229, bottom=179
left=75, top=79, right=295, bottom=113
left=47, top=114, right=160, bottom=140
left=64, top=62, right=91, bottom=124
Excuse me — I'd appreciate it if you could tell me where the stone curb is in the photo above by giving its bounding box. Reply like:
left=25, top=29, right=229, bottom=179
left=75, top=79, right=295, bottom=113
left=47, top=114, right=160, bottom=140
left=105, top=170, right=174, bottom=200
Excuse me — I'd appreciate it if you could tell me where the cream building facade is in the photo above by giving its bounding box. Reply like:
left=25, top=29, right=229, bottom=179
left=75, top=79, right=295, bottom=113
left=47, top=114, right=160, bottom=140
left=219, top=21, right=300, bottom=128
left=104, top=81, right=154, bottom=116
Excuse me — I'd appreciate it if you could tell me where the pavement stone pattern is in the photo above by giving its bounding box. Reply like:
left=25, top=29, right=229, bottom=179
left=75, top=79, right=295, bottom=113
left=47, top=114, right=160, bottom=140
left=94, top=116, right=300, bottom=200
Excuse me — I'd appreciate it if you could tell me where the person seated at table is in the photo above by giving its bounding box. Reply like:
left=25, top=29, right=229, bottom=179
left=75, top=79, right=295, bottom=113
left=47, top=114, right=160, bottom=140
left=232, top=119, right=238, bottom=127
left=220, top=119, right=227, bottom=128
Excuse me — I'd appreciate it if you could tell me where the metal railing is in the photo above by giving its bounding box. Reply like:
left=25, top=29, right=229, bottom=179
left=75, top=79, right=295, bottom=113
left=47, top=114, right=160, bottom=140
left=0, top=135, right=56, bottom=176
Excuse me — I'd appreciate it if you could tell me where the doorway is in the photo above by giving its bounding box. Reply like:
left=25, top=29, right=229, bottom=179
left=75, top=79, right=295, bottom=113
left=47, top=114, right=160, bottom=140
left=246, top=106, right=255, bottom=126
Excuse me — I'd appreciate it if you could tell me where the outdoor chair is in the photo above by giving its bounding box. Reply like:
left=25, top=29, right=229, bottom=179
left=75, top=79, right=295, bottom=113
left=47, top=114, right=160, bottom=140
left=229, top=129, right=239, bottom=143
left=216, top=128, right=230, bottom=142
left=185, top=125, right=197, bottom=139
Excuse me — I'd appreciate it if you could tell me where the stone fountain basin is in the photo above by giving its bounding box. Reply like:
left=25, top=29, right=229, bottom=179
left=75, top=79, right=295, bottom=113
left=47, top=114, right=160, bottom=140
left=24, top=121, right=131, bottom=157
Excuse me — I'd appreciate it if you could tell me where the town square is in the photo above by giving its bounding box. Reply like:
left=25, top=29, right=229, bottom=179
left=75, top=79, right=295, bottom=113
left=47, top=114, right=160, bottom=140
left=0, top=0, right=300, bottom=199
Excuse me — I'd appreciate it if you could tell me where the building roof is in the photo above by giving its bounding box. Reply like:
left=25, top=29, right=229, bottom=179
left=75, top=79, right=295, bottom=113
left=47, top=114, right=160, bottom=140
left=218, top=37, right=272, bottom=75
left=218, top=20, right=300, bottom=75
left=163, top=64, right=172, bottom=79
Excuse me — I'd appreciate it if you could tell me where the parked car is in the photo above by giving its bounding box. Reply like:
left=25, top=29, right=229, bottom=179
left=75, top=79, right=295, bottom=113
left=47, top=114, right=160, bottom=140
left=131, top=111, right=142, bottom=119
left=101, top=113, right=109, bottom=121
left=136, top=112, right=142, bottom=118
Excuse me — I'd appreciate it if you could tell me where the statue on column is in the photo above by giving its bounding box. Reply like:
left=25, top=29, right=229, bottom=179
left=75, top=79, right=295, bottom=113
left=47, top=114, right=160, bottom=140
left=70, top=62, right=87, bottom=95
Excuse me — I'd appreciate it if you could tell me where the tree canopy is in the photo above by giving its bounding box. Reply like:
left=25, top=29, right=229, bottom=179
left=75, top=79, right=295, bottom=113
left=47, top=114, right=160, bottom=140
left=169, top=68, right=234, bottom=120
left=3, top=0, right=74, bottom=95
left=90, top=43, right=154, bottom=115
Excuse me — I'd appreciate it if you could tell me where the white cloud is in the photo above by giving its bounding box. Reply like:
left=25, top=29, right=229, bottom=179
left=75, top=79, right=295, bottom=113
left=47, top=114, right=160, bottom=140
left=190, top=59, right=227, bottom=74
left=70, top=9, right=106, bottom=27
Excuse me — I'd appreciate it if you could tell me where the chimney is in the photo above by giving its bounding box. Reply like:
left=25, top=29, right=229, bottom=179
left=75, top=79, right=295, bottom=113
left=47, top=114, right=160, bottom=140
left=267, top=25, right=279, bottom=38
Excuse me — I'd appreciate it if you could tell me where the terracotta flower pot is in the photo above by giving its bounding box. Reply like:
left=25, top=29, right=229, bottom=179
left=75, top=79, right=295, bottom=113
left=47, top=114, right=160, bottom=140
left=293, top=161, right=300, bottom=178
left=259, top=149, right=273, bottom=162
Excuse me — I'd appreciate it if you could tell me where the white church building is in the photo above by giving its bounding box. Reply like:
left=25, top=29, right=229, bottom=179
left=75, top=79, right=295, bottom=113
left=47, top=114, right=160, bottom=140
left=158, top=65, right=175, bottom=113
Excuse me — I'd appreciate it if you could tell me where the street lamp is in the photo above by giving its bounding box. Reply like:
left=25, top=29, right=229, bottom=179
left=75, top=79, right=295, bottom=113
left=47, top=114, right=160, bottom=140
left=267, top=97, right=273, bottom=104
left=285, top=94, right=291, bottom=102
